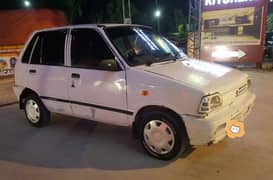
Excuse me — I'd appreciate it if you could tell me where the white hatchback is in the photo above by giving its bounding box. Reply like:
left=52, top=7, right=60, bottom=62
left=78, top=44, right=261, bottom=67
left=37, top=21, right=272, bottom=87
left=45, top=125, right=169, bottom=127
left=14, top=24, right=256, bottom=160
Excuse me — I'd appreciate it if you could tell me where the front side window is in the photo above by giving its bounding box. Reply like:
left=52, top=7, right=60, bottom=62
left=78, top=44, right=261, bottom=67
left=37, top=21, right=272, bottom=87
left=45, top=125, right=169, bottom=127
left=29, top=30, right=66, bottom=66
left=71, top=29, right=117, bottom=70
left=106, top=27, right=187, bottom=67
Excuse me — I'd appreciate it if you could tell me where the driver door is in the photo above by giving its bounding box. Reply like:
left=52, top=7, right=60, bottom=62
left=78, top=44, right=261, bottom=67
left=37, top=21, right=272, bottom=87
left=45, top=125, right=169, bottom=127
left=67, top=28, right=130, bottom=126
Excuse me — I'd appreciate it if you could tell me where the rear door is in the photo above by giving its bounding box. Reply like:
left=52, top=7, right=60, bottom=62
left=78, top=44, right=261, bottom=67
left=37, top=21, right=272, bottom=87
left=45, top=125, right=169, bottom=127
left=26, top=30, right=72, bottom=115
left=66, top=28, right=130, bottom=126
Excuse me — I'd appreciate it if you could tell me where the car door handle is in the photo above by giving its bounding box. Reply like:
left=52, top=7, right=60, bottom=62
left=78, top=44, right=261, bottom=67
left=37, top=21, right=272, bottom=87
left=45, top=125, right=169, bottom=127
left=71, top=73, right=80, bottom=79
left=29, top=69, right=36, bottom=74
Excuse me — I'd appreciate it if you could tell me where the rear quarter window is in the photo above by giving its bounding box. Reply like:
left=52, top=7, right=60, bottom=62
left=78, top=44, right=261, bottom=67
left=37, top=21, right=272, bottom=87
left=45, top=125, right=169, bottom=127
left=28, top=30, right=67, bottom=66
left=21, top=34, right=39, bottom=64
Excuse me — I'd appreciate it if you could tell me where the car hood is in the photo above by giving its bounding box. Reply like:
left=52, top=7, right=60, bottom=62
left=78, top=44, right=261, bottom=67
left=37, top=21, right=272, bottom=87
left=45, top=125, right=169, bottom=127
left=135, top=59, right=248, bottom=94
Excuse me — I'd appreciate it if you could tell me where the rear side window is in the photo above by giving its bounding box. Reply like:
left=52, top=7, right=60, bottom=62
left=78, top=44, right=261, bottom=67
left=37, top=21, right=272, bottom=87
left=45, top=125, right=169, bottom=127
left=42, top=31, right=66, bottom=66
left=30, top=30, right=67, bottom=66
left=22, top=34, right=38, bottom=63
left=30, top=36, right=42, bottom=64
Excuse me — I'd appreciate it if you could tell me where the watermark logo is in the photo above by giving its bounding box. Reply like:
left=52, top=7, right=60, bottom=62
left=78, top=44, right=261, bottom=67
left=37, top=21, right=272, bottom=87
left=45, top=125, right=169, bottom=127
left=225, top=120, right=245, bottom=139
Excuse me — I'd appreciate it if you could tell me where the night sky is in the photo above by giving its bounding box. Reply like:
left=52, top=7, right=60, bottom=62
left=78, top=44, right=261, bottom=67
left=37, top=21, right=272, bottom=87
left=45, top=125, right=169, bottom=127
left=0, top=0, right=189, bottom=15
left=0, top=0, right=189, bottom=33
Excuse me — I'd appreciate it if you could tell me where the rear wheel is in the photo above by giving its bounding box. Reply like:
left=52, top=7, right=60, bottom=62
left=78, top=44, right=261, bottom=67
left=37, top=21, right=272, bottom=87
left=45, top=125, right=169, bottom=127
left=140, top=111, right=189, bottom=160
left=24, top=94, right=50, bottom=127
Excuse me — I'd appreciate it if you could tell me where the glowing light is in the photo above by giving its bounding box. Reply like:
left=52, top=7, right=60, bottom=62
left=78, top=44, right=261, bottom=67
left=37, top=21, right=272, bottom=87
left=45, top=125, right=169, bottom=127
left=215, top=45, right=228, bottom=51
left=155, top=10, right=161, bottom=17
left=24, top=0, right=31, bottom=7
left=212, top=49, right=246, bottom=59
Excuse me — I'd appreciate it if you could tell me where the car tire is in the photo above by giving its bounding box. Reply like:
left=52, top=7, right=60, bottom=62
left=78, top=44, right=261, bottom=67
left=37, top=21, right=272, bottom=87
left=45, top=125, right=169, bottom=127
left=24, top=94, right=50, bottom=127
left=140, top=111, right=190, bottom=160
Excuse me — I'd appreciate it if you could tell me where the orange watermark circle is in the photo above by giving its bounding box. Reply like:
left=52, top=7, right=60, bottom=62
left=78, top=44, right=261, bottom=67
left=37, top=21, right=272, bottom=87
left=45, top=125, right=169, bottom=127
left=225, top=120, right=245, bottom=139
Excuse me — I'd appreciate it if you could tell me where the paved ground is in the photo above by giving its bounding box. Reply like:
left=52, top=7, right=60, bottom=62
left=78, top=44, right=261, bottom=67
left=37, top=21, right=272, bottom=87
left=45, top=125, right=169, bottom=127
left=0, top=70, right=273, bottom=180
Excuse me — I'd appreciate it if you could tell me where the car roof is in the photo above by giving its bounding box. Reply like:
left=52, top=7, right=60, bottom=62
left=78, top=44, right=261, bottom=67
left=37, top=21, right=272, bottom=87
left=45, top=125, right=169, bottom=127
left=34, top=24, right=152, bottom=33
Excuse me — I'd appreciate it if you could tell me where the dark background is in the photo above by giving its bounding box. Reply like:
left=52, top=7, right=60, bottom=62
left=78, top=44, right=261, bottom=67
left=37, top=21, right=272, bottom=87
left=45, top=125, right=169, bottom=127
left=0, top=0, right=189, bottom=34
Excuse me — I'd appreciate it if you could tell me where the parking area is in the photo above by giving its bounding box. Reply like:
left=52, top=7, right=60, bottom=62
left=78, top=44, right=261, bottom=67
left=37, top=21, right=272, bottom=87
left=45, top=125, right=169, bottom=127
left=0, top=70, right=273, bottom=180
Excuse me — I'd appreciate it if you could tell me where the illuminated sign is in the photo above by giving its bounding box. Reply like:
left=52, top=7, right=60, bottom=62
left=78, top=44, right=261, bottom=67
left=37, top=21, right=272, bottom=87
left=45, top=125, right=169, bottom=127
left=205, top=0, right=255, bottom=7
left=200, top=0, right=267, bottom=63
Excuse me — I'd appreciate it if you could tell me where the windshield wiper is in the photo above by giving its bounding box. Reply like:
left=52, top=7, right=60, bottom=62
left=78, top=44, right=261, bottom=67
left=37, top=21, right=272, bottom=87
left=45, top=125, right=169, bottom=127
left=160, top=56, right=177, bottom=62
left=145, top=60, right=154, bottom=66
left=144, top=53, right=178, bottom=66
left=145, top=57, right=177, bottom=66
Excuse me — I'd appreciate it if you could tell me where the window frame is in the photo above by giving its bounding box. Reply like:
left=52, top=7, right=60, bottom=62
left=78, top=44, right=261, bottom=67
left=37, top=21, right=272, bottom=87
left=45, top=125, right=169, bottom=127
left=29, top=34, right=42, bottom=65
left=21, top=33, right=39, bottom=64
left=40, top=30, right=67, bottom=66
left=67, top=27, right=124, bottom=71
left=26, top=29, right=68, bottom=66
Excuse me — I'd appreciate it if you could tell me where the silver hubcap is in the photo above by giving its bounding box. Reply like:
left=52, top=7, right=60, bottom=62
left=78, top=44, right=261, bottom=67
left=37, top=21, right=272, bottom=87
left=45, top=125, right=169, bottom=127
left=25, top=99, right=40, bottom=123
left=144, top=120, right=175, bottom=155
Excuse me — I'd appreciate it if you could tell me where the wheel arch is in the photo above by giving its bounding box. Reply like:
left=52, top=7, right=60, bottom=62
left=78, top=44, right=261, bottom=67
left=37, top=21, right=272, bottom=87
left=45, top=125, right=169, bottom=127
left=132, top=105, right=189, bottom=139
left=19, top=88, right=40, bottom=109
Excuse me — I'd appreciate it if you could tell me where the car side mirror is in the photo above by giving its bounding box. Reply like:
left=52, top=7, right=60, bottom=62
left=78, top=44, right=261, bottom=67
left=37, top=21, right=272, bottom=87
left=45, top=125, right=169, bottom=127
left=98, top=58, right=121, bottom=71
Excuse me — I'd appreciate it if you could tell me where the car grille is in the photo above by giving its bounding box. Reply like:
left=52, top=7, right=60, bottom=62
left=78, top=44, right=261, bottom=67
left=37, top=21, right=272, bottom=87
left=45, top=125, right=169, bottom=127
left=235, top=83, right=248, bottom=97
left=221, top=82, right=249, bottom=108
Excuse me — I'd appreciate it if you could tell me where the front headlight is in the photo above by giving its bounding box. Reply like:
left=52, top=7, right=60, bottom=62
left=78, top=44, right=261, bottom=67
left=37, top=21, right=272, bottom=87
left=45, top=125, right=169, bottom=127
left=199, top=93, right=223, bottom=114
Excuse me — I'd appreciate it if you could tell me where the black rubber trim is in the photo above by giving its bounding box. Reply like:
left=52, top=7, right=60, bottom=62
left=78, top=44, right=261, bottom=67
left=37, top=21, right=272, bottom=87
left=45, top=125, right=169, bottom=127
left=40, top=96, right=133, bottom=115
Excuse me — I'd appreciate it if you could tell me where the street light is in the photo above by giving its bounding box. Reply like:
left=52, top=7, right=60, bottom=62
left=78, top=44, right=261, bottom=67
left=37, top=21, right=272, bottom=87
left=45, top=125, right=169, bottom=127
left=24, top=0, right=31, bottom=8
left=154, top=10, right=161, bottom=17
left=154, top=0, right=161, bottom=32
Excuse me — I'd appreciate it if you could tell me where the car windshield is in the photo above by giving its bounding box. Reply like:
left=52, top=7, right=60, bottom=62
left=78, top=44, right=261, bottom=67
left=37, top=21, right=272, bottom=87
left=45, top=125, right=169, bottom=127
left=105, top=26, right=187, bottom=67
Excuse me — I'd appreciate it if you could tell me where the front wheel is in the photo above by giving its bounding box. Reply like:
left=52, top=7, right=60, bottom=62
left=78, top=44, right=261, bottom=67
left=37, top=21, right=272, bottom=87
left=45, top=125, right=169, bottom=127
left=140, top=111, right=189, bottom=160
left=24, top=94, right=50, bottom=127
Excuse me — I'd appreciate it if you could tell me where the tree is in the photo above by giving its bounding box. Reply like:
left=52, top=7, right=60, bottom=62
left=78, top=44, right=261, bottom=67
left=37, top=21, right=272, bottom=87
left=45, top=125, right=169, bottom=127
left=66, top=0, right=85, bottom=23
left=178, top=24, right=187, bottom=39
left=267, top=13, right=273, bottom=32
left=105, top=0, right=123, bottom=23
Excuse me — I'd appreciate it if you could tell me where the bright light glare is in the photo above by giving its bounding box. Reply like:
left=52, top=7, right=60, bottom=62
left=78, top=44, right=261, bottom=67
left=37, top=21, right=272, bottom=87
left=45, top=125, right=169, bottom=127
left=212, top=51, right=238, bottom=59
left=155, top=10, right=161, bottom=17
left=24, top=0, right=31, bottom=7
left=182, top=60, right=231, bottom=78
left=215, top=45, right=228, bottom=51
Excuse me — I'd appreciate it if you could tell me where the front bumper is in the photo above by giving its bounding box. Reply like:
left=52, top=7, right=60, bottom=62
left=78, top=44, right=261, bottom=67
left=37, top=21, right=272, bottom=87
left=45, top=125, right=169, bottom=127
left=182, top=92, right=256, bottom=145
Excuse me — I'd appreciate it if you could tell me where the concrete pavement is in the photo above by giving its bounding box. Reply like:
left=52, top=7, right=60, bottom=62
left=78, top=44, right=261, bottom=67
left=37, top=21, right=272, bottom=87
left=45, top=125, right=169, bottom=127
left=0, top=70, right=273, bottom=180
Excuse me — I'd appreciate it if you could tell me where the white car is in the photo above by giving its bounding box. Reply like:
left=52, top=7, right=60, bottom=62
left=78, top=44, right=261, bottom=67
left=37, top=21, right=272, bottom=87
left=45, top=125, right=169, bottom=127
left=14, top=24, right=256, bottom=160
